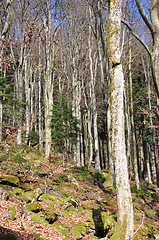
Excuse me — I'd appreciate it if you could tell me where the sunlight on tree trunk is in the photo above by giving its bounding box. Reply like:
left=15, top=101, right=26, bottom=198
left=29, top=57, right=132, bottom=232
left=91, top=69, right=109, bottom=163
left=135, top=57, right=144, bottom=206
left=107, top=0, right=134, bottom=239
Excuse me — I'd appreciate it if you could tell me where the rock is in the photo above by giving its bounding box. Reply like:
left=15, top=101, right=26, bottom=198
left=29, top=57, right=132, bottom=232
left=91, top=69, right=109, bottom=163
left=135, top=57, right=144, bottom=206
left=154, top=234, right=159, bottom=239
left=64, top=196, right=78, bottom=210
left=0, top=189, right=9, bottom=200
left=53, top=222, right=69, bottom=239
left=40, top=211, right=57, bottom=224
left=34, top=187, right=43, bottom=201
left=71, top=222, right=87, bottom=236
left=103, top=172, right=112, bottom=188
left=92, top=209, right=113, bottom=237
left=26, top=203, right=42, bottom=213
left=0, top=175, right=20, bottom=187
left=24, top=194, right=33, bottom=203
left=31, top=212, right=48, bottom=224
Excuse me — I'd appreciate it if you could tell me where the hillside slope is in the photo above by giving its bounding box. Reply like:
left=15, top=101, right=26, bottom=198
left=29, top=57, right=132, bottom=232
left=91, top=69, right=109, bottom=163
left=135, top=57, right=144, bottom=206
left=0, top=139, right=159, bottom=240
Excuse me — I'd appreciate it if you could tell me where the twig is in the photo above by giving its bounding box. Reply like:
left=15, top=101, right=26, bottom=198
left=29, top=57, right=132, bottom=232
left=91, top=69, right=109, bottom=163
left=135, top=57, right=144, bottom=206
left=134, top=211, right=145, bottom=235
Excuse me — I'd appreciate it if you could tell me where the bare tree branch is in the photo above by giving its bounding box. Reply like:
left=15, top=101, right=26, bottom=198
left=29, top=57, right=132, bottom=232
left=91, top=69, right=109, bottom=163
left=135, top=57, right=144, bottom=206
left=135, top=0, right=155, bottom=36
left=121, top=19, right=151, bottom=57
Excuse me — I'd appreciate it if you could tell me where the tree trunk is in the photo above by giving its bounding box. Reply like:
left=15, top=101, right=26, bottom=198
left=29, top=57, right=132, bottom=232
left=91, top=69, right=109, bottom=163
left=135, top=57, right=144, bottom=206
left=0, top=100, right=2, bottom=141
left=89, top=8, right=101, bottom=172
left=107, top=0, right=133, bottom=239
left=43, top=0, right=54, bottom=158
left=24, top=58, right=30, bottom=144
left=128, top=43, right=140, bottom=189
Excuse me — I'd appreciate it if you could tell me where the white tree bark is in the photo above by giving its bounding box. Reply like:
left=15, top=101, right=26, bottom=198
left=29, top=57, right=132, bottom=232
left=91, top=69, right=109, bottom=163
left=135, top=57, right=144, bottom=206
left=24, top=57, right=30, bottom=144
left=0, top=0, right=13, bottom=142
left=43, top=0, right=54, bottom=158
left=89, top=7, right=101, bottom=172
left=107, top=0, right=133, bottom=239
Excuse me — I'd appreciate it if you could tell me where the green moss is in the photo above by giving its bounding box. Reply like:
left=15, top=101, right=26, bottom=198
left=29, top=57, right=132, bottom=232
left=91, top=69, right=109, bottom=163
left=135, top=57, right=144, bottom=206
left=0, top=233, right=17, bottom=240
left=68, top=205, right=77, bottom=213
left=103, top=171, right=112, bottom=188
left=71, top=222, right=87, bottom=235
left=47, top=201, right=58, bottom=213
left=8, top=204, right=17, bottom=221
left=24, top=194, right=33, bottom=203
left=0, top=175, right=20, bottom=187
left=12, top=188, right=24, bottom=196
left=26, top=203, right=42, bottom=213
left=42, top=211, right=56, bottom=224
left=53, top=222, right=69, bottom=239
left=110, top=217, right=128, bottom=240
left=31, top=213, right=48, bottom=224
left=134, top=214, right=140, bottom=222
left=85, top=210, right=94, bottom=228
left=33, top=234, right=47, bottom=240
left=82, top=202, right=90, bottom=210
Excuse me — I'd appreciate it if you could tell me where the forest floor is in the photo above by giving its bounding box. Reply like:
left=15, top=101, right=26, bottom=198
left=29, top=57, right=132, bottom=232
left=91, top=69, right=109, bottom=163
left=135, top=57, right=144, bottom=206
left=0, top=129, right=159, bottom=239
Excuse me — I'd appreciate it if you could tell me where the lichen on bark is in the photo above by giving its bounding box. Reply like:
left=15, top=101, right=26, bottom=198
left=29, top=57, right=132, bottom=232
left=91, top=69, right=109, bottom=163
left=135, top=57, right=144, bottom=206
left=107, top=0, right=134, bottom=239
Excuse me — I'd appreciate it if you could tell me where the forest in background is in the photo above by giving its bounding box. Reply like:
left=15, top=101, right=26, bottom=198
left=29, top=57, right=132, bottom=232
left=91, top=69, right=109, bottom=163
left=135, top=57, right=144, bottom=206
left=0, top=0, right=159, bottom=239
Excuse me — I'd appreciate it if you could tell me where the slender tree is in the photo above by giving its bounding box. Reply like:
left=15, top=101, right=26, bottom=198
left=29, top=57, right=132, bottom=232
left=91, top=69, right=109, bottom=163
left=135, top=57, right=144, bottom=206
left=107, top=0, right=133, bottom=239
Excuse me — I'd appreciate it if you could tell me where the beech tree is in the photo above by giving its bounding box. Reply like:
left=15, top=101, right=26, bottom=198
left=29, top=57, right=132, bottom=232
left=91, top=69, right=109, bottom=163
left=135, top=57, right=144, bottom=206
left=107, top=0, right=133, bottom=239
left=0, top=0, right=13, bottom=141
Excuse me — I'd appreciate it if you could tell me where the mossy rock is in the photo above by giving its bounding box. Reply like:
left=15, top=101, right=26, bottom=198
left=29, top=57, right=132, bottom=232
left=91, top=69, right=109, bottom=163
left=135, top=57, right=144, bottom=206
left=39, top=194, right=58, bottom=203
left=12, top=188, right=24, bottom=196
left=0, top=188, right=9, bottom=200
left=103, top=171, right=112, bottom=188
left=64, top=196, right=78, bottom=208
left=53, top=222, right=69, bottom=239
left=0, top=233, right=17, bottom=240
left=71, top=222, right=87, bottom=236
left=24, top=194, right=33, bottom=203
left=82, top=202, right=91, bottom=210
left=47, top=202, right=58, bottom=214
left=0, top=175, right=20, bottom=187
left=41, top=211, right=57, bottom=224
left=26, top=203, right=42, bottom=213
left=92, top=209, right=113, bottom=237
left=85, top=210, right=94, bottom=228
left=68, top=205, right=77, bottom=213
left=8, top=204, right=17, bottom=220
left=31, top=213, right=48, bottom=224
